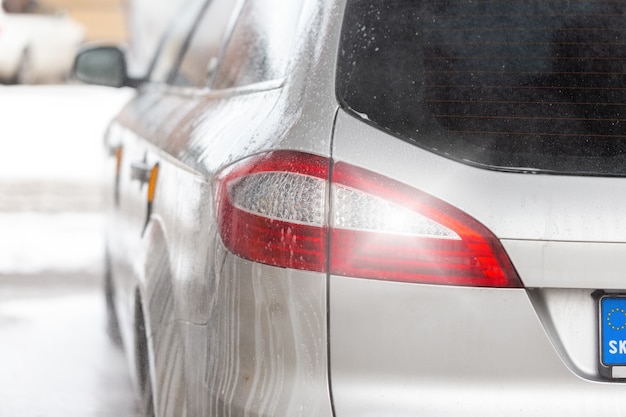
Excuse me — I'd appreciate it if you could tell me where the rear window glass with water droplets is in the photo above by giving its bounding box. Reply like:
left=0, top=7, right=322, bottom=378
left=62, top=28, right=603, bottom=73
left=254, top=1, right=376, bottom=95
left=337, top=0, right=626, bottom=176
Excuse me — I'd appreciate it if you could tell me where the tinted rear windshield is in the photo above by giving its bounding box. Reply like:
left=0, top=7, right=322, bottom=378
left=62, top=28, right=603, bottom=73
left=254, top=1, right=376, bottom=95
left=337, top=0, right=626, bottom=176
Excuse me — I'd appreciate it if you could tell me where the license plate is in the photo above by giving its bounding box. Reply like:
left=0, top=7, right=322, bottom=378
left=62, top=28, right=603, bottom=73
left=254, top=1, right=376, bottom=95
left=600, top=296, right=626, bottom=366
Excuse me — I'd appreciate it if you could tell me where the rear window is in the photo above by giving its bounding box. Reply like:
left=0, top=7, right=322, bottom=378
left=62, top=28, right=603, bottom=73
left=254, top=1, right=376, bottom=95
left=337, top=0, right=626, bottom=176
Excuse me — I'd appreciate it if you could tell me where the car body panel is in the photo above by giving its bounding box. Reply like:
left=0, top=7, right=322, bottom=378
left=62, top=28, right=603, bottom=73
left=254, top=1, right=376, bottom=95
left=104, top=1, right=341, bottom=415
left=526, top=288, right=599, bottom=379
left=329, top=277, right=626, bottom=417
left=329, top=98, right=626, bottom=413
left=97, top=0, right=626, bottom=415
left=178, top=258, right=331, bottom=417
left=331, top=111, right=626, bottom=245
left=503, top=240, right=626, bottom=289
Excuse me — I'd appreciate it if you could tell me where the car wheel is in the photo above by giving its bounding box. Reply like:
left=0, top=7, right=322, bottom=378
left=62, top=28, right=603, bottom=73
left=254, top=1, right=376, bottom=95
left=104, top=265, right=123, bottom=347
left=135, top=295, right=156, bottom=417
left=14, top=49, right=35, bottom=85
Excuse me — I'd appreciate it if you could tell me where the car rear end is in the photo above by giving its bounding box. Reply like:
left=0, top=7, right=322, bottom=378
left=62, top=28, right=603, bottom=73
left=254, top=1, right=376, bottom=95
left=327, top=0, right=626, bottom=415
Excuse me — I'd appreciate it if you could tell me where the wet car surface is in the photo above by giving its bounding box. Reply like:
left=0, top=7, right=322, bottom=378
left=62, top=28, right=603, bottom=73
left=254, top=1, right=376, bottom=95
left=74, top=0, right=626, bottom=416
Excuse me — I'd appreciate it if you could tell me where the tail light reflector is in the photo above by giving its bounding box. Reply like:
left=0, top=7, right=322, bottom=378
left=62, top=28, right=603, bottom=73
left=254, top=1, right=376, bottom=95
left=217, top=151, right=521, bottom=288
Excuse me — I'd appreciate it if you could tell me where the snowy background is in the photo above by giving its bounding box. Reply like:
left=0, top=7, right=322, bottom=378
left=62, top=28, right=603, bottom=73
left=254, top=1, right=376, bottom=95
left=0, top=85, right=133, bottom=276
left=0, top=86, right=139, bottom=417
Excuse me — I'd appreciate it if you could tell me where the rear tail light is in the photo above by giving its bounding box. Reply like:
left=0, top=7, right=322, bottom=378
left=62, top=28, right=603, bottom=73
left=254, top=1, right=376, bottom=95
left=330, top=163, right=521, bottom=287
left=217, top=151, right=521, bottom=288
left=217, top=152, right=329, bottom=272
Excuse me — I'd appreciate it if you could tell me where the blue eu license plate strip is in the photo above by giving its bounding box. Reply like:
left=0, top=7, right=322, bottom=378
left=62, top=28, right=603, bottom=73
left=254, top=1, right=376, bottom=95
left=601, top=297, right=626, bottom=366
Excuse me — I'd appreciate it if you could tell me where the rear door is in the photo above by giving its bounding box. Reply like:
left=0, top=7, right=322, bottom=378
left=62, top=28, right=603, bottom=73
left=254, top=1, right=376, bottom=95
left=105, top=0, right=211, bottom=345
left=329, top=1, right=626, bottom=416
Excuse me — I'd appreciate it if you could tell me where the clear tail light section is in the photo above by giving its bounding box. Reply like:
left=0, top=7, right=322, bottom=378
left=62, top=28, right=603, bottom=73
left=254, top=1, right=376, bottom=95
left=217, top=151, right=522, bottom=288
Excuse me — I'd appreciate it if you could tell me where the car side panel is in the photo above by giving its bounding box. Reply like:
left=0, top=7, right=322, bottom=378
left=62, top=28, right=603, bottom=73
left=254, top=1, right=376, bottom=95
left=106, top=121, right=155, bottom=386
left=105, top=0, right=344, bottom=414
left=110, top=82, right=336, bottom=416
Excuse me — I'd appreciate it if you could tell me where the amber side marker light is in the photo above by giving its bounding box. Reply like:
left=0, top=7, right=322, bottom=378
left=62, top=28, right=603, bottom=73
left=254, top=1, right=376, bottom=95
left=113, top=145, right=123, bottom=205
left=216, top=151, right=522, bottom=288
left=147, top=163, right=159, bottom=204
left=141, top=163, right=159, bottom=235
left=115, top=146, right=123, bottom=176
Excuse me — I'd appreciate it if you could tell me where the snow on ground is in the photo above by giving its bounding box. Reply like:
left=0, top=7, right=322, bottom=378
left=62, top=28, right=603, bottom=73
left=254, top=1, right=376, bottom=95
left=0, top=85, right=133, bottom=275
left=0, top=212, right=105, bottom=275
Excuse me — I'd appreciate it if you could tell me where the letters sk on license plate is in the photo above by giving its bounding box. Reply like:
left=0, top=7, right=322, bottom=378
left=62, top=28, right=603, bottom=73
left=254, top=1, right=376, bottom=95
left=601, top=297, right=626, bottom=366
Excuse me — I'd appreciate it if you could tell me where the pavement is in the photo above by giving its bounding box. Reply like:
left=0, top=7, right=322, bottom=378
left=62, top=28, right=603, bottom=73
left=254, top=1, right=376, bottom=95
left=0, top=277, right=138, bottom=417
left=0, top=84, right=139, bottom=417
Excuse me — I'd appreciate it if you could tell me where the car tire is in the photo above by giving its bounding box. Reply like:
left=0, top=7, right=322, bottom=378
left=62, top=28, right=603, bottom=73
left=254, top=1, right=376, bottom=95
left=104, top=265, right=123, bottom=347
left=135, top=295, right=156, bottom=417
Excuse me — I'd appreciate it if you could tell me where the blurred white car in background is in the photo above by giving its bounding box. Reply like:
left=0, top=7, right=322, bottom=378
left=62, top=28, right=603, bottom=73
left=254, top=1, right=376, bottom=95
left=0, top=4, right=83, bottom=84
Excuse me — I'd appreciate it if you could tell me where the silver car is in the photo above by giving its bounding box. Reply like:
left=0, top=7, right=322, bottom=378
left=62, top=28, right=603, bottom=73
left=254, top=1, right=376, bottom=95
left=74, top=0, right=626, bottom=415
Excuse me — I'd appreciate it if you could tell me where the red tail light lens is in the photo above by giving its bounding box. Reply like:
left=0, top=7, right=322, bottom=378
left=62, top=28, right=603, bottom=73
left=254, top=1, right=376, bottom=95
left=217, top=151, right=329, bottom=272
left=217, top=151, right=521, bottom=288
left=329, top=162, right=521, bottom=287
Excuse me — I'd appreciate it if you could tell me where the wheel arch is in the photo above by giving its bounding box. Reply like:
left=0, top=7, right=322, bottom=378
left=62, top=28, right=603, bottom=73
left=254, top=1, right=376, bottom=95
left=135, top=214, right=187, bottom=416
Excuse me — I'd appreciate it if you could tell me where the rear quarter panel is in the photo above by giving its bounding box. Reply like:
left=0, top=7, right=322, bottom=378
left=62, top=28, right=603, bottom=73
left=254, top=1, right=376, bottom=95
left=107, top=0, right=343, bottom=413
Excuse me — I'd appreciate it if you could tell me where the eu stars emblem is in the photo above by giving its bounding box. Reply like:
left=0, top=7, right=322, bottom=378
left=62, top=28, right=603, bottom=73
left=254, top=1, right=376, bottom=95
left=607, top=308, right=626, bottom=331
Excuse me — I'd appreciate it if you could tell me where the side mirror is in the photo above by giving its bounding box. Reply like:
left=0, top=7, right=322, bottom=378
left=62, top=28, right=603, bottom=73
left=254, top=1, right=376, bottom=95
left=73, top=46, right=132, bottom=88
